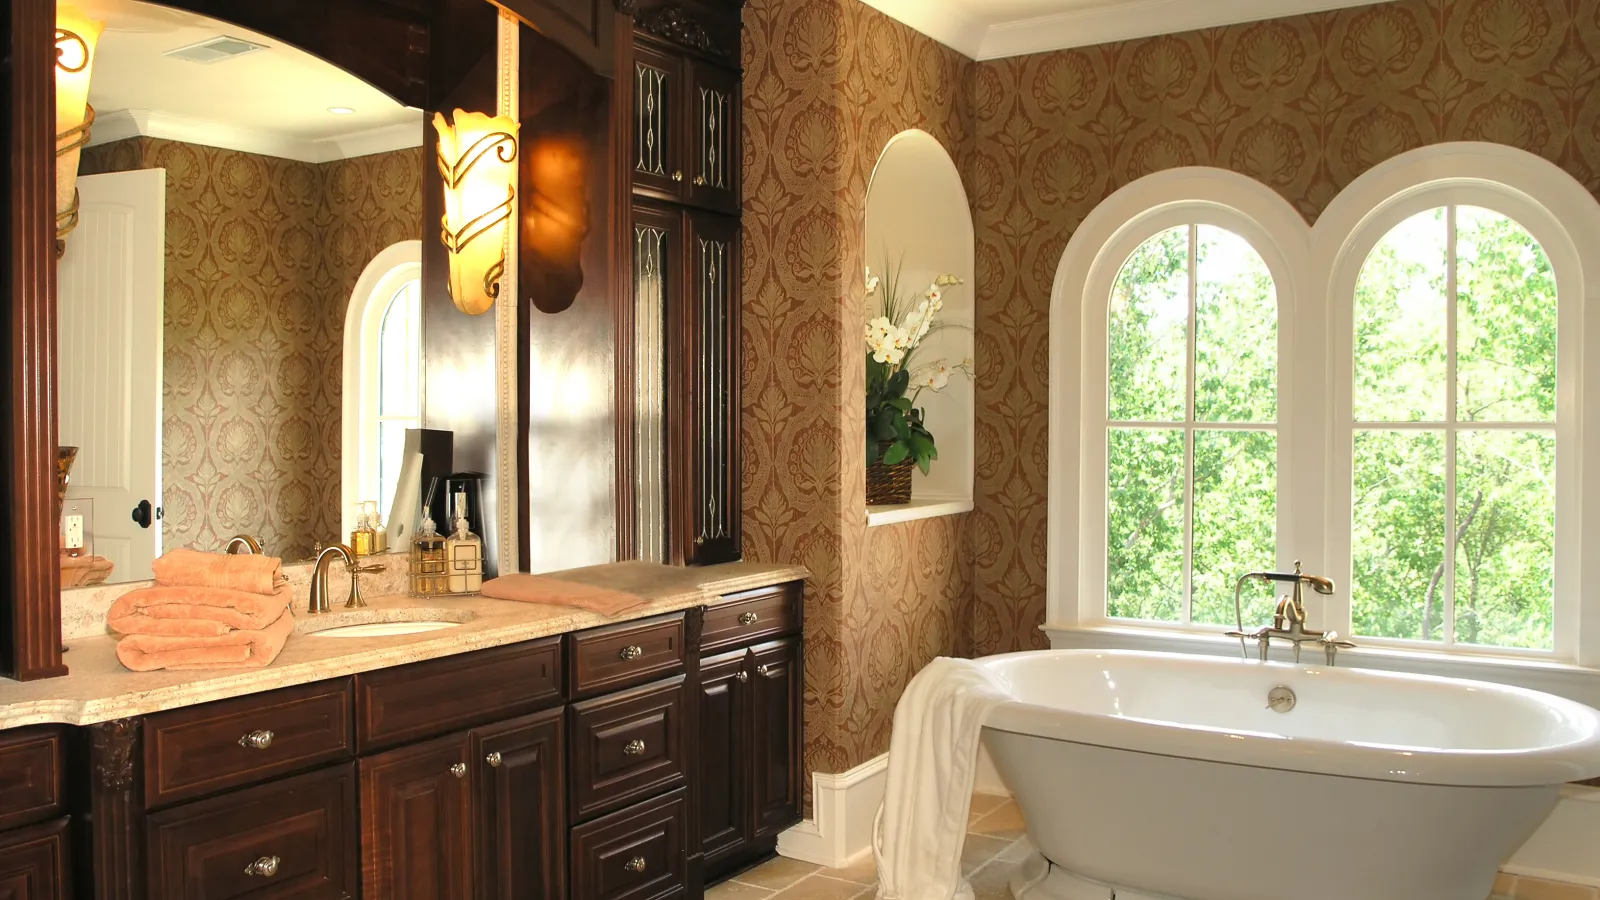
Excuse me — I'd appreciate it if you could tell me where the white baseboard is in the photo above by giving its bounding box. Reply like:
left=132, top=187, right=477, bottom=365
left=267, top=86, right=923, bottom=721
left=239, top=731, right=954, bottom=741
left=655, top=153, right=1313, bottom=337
left=777, top=754, right=889, bottom=868
left=779, top=751, right=1600, bottom=887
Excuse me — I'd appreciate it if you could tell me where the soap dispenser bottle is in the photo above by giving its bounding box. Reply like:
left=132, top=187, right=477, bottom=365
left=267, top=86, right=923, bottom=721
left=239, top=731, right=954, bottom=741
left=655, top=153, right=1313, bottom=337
left=350, top=503, right=377, bottom=557
left=367, top=501, right=389, bottom=554
left=444, top=490, right=483, bottom=594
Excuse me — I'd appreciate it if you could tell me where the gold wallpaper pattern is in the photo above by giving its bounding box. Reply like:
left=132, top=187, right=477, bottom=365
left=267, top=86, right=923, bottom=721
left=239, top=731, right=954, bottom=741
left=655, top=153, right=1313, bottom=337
left=79, top=140, right=423, bottom=561
left=743, top=0, right=976, bottom=779
left=968, top=0, right=1600, bottom=655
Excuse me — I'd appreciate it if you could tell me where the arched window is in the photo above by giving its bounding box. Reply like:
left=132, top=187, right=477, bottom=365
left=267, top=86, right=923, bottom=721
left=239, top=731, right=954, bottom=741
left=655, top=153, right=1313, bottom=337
left=1105, top=224, right=1279, bottom=628
left=342, top=240, right=423, bottom=535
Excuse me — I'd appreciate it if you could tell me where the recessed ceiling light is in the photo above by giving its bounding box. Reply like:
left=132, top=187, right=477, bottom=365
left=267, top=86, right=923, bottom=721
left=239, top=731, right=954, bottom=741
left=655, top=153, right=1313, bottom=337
left=328, top=106, right=355, bottom=115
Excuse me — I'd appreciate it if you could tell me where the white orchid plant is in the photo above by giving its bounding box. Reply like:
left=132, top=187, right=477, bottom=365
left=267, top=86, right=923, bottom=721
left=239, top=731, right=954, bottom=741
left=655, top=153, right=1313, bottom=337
left=864, top=260, right=972, bottom=474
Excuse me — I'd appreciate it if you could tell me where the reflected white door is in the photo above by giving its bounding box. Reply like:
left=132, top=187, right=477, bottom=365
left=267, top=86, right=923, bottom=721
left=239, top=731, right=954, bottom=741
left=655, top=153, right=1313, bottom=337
left=58, top=169, right=165, bottom=582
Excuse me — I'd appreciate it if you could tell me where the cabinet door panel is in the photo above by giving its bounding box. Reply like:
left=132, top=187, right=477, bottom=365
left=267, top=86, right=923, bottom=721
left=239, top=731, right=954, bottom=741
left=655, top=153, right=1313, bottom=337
left=0, top=727, right=62, bottom=833
left=632, top=43, right=684, bottom=202
left=474, top=709, right=566, bottom=900
left=750, top=639, right=803, bottom=837
left=679, top=211, right=741, bottom=565
left=696, top=649, right=749, bottom=872
left=360, top=734, right=473, bottom=900
left=628, top=202, right=683, bottom=564
left=685, top=61, right=740, bottom=215
left=0, top=818, right=69, bottom=900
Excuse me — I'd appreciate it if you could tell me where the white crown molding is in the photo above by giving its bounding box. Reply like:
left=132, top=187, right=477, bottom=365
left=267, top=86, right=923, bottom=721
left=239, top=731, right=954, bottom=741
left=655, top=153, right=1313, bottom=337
left=854, top=0, right=1397, bottom=63
left=86, top=108, right=422, bottom=163
left=854, top=0, right=985, bottom=59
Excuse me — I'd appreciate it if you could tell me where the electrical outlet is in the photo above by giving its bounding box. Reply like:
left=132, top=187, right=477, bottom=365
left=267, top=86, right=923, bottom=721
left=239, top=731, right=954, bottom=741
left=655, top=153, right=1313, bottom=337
left=62, top=498, right=94, bottom=557
left=64, top=515, right=85, bottom=550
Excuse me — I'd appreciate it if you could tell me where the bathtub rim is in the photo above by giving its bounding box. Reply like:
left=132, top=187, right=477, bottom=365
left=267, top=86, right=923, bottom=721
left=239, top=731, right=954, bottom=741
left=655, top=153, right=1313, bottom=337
left=974, top=648, right=1600, bottom=787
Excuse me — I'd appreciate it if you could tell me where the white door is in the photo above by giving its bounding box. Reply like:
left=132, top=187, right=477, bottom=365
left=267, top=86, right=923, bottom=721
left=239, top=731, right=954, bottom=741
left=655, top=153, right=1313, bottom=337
left=58, top=169, right=165, bottom=583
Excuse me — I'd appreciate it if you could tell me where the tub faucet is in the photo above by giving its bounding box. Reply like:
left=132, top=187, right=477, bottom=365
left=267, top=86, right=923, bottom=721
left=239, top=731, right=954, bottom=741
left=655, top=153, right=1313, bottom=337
left=1226, top=561, right=1357, bottom=665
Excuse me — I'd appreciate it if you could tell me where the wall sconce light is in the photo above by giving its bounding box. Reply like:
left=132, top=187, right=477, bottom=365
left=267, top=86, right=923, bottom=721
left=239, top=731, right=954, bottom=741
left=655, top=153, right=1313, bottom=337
left=55, top=6, right=104, bottom=258
left=433, top=109, right=520, bottom=316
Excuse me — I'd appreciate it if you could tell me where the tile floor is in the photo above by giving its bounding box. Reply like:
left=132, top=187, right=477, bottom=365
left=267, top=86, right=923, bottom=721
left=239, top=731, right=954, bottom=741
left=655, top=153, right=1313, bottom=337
left=713, top=794, right=1600, bottom=900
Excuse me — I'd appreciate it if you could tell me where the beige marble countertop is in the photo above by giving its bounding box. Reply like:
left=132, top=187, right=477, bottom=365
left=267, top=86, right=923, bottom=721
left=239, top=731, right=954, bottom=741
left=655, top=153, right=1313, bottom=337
left=0, top=561, right=808, bottom=728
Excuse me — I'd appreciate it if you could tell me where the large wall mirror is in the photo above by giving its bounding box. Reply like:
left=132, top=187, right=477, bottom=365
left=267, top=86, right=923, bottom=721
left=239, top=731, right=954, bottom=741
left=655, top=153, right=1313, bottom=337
left=57, top=0, right=425, bottom=586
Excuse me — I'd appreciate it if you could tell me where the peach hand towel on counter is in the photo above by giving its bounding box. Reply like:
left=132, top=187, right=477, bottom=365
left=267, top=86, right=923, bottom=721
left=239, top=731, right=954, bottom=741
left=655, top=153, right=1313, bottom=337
left=107, top=584, right=293, bottom=637
left=152, top=547, right=285, bottom=596
left=481, top=574, right=650, bottom=617
left=114, top=608, right=296, bottom=672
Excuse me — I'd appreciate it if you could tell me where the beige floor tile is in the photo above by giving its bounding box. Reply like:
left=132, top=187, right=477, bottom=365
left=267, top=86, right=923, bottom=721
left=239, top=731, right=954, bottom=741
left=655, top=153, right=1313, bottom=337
left=968, top=802, right=1025, bottom=841
left=961, top=834, right=1013, bottom=874
left=818, top=852, right=878, bottom=885
left=772, top=875, right=874, bottom=900
left=733, top=858, right=822, bottom=891
left=1511, top=877, right=1598, bottom=900
left=708, top=880, right=779, bottom=900
left=997, top=837, right=1034, bottom=863
left=968, top=793, right=1010, bottom=821
left=968, top=859, right=1021, bottom=900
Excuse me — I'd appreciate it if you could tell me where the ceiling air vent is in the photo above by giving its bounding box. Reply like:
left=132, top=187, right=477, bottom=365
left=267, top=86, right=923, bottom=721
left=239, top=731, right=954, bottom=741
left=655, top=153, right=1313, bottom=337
left=163, top=36, right=268, bottom=64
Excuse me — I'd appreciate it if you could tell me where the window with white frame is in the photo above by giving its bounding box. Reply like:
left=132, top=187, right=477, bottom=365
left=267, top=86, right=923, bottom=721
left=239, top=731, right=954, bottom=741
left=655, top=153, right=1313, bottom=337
left=342, top=240, right=423, bottom=535
left=1053, top=147, right=1599, bottom=675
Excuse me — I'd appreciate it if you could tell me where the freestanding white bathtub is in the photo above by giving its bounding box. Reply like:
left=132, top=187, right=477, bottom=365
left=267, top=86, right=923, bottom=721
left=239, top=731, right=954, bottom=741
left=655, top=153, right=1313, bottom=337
left=975, top=649, right=1600, bottom=900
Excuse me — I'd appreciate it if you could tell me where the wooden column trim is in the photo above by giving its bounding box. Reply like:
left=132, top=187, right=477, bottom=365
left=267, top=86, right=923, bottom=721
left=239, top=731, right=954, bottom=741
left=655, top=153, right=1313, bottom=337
left=87, top=718, right=144, bottom=899
left=613, top=6, right=640, bottom=560
left=3, top=0, right=67, bottom=680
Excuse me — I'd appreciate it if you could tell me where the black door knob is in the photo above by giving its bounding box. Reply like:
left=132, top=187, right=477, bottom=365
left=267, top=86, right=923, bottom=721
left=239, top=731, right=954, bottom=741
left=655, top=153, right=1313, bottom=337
left=131, top=499, right=153, bottom=529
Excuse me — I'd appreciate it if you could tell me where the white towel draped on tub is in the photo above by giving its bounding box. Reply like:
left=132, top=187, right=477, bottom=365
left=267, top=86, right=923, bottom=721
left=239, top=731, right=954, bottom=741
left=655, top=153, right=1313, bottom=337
left=874, top=657, right=1011, bottom=900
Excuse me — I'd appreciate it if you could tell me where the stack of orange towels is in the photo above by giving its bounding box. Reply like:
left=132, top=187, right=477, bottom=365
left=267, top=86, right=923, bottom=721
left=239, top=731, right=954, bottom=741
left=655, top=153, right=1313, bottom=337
left=108, top=548, right=296, bottom=672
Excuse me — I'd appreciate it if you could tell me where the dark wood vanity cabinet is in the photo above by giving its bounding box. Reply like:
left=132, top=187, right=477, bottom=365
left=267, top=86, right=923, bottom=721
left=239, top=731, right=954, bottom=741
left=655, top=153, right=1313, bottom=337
left=695, top=585, right=805, bottom=884
left=359, top=734, right=475, bottom=900
left=0, top=726, right=68, bottom=900
left=627, top=15, right=744, bottom=568
left=0, top=818, right=70, bottom=900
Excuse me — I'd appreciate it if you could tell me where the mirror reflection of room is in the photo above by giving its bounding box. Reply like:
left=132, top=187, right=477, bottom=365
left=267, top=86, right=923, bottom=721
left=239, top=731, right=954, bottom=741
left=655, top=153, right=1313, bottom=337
left=56, top=0, right=425, bottom=586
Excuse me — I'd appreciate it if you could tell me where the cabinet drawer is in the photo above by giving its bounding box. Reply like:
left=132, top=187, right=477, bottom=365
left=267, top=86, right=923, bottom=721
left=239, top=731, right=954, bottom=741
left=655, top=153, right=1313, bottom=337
left=701, top=583, right=800, bottom=653
left=569, top=677, right=686, bottom=823
left=146, top=763, right=358, bottom=900
left=0, top=726, right=63, bottom=831
left=568, top=614, right=685, bottom=699
left=144, top=679, right=353, bottom=809
left=355, top=637, right=562, bottom=752
left=570, top=788, right=687, bottom=900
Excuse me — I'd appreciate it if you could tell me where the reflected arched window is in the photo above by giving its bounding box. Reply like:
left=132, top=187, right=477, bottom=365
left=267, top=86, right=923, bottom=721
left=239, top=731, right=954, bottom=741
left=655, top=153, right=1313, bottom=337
left=1106, top=224, right=1278, bottom=627
left=1350, top=206, right=1556, bottom=650
left=374, top=278, right=421, bottom=519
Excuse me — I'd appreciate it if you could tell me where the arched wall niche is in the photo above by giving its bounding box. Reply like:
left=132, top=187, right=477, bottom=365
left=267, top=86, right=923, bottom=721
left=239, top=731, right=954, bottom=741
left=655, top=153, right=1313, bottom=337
left=863, top=129, right=976, bottom=524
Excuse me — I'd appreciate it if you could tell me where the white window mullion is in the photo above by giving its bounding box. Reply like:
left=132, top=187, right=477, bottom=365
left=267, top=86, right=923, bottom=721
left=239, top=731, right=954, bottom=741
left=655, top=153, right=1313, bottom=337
left=1182, top=225, right=1199, bottom=626
left=1442, top=206, right=1459, bottom=647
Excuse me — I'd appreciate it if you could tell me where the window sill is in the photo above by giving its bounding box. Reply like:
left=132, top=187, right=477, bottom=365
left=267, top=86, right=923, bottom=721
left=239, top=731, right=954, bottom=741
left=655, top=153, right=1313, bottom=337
left=865, top=496, right=973, bottom=527
left=1041, top=622, right=1600, bottom=709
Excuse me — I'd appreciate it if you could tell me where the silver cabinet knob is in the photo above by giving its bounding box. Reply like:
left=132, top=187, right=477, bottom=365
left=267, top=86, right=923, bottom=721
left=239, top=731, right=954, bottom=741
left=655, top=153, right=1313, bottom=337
left=619, top=645, right=644, bottom=661
left=450, top=763, right=467, bottom=778
left=624, top=856, right=647, bottom=874
left=238, top=730, right=274, bottom=750
left=670, top=171, right=683, bottom=182
left=692, top=175, right=706, bottom=186
left=734, top=670, right=748, bottom=682
left=738, top=611, right=758, bottom=625
left=757, top=665, right=772, bottom=677
left=485, top=752, right=503, bottom=768
left=244, top=856, right=280, bottom=877
left=623, top=739, right=646, bottom=756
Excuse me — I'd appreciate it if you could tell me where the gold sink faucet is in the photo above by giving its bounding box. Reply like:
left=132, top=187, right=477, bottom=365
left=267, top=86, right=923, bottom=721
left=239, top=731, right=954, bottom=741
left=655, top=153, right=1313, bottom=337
left=308, top=544, right=386, bottom=614
left=224, top=534, right=263, bottom=555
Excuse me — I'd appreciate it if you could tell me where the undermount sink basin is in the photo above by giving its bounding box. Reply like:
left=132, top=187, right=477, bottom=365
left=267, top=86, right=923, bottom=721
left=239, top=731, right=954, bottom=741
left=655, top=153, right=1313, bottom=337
left=298, top=607, right=475, bottom=639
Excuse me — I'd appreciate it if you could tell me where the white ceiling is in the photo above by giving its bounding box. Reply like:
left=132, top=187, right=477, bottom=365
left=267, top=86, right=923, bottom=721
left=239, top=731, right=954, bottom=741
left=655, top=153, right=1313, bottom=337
left=78, top=0, right=422, bottom=162
left=857, top=0, right=1396, bottom=60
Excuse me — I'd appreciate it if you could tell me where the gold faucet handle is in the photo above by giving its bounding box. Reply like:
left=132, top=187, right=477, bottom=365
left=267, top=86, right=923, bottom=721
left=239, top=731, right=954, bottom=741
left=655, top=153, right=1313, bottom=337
left=350, top=563, right=386, bottom=575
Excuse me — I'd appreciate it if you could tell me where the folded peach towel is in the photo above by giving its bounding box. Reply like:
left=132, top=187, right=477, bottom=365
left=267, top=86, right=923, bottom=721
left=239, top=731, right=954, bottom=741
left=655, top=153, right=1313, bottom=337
left=114, top=608, right=296, bottom=672
left=152, top=547, right=285, bottom=595
left=107, top=584, right=293, bottom=637
left=481, top=574, right=651, bottom=617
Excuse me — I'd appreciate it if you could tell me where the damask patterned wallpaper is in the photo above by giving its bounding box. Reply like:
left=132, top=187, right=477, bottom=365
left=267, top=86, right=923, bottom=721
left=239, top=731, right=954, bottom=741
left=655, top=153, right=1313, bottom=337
left=743, top=0, right=976, bottom=780
left=968, top=0, right=1600, bottom=655
left=79, top=140, right=423, bottom=562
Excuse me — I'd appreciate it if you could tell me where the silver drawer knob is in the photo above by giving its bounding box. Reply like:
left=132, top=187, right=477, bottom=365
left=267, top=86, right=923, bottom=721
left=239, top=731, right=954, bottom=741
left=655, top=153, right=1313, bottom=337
left=738, top=612, right=758, bottom=625
left=757, top=665, right=772, bottom=677
left=734, top=671, right=748, bottom=682
left=623, top=739, right=646, bottom=756
left=485, top=752, right=503, bottom=768
left=244, top=856, right=280, bottom=877
left=450, top=763, right=467, bottom=778
left=619, top=645, right=644, bottom=661
left=624, top=856, right=647, bottom=874
left=238, top=730, right=274, bottom=750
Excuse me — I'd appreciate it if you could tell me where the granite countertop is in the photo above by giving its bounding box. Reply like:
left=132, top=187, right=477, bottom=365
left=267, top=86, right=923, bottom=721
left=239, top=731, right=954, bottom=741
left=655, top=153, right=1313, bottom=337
left=0, top=560, right=808, bottom=729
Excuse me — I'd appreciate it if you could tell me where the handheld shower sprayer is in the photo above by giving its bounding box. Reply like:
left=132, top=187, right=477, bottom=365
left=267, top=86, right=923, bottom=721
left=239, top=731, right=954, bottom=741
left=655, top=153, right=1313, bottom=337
left=1230, top=561, right=1338, bottom=659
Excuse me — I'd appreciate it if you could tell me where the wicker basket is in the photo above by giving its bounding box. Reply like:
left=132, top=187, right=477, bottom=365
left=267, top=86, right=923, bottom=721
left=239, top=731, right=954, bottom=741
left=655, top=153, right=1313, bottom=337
left=866, top=440, right=914, bottom=505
